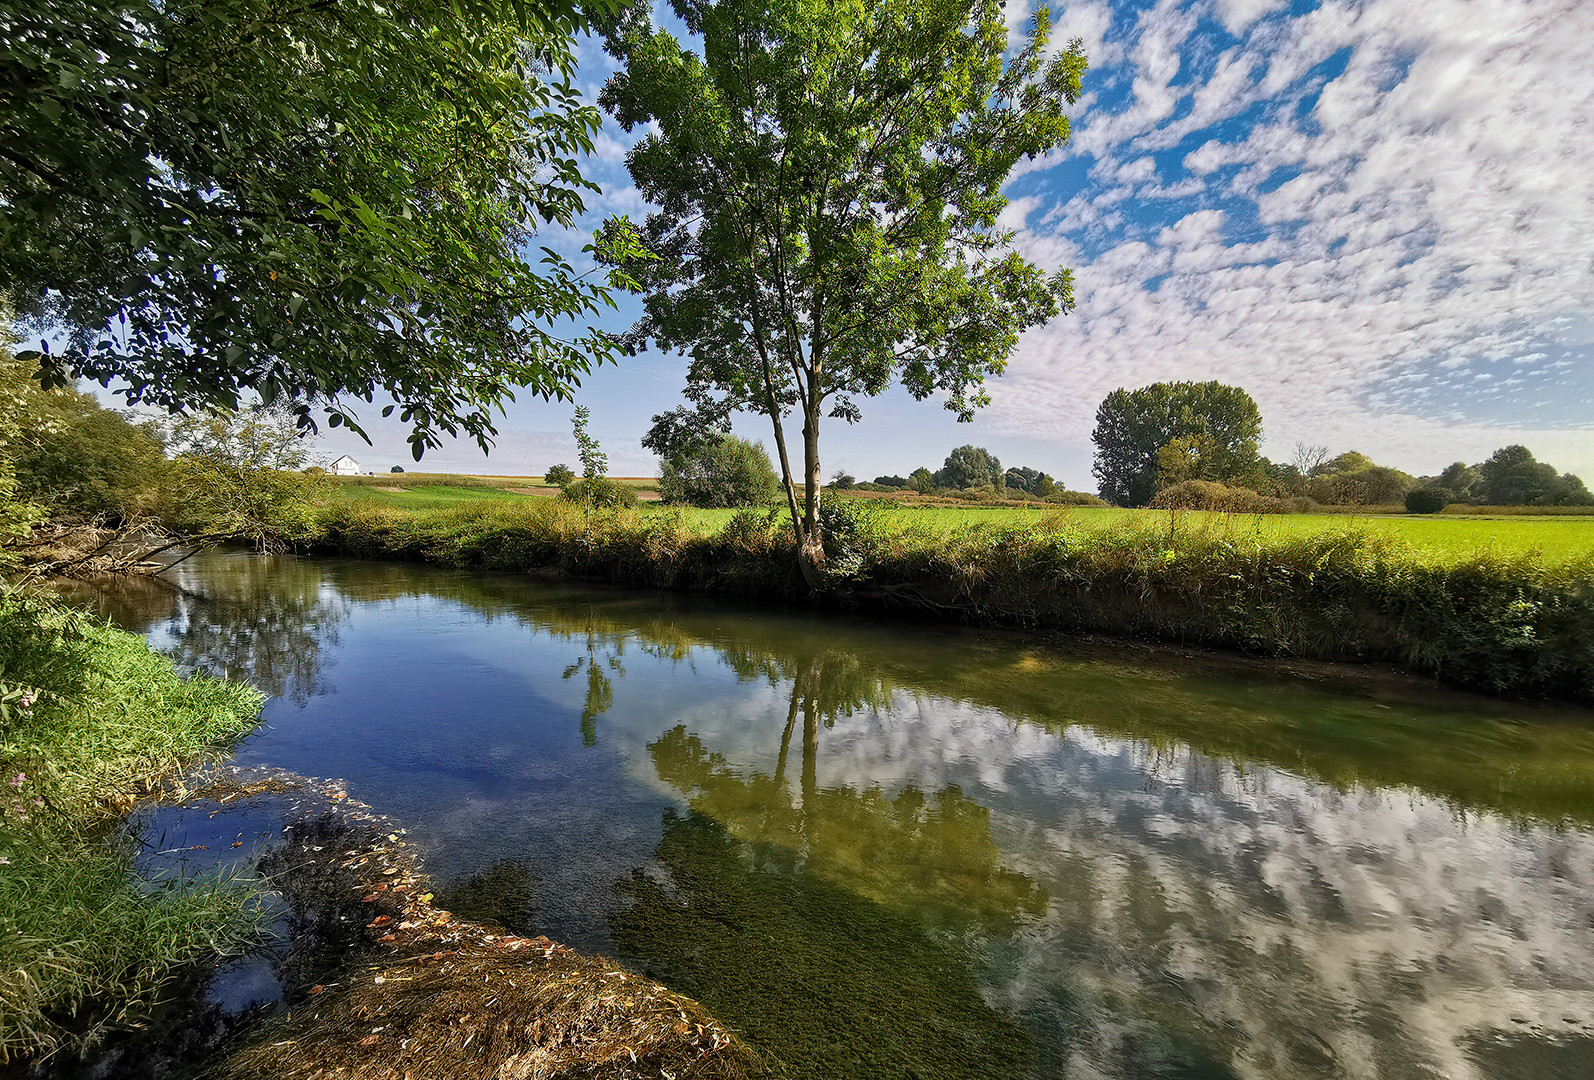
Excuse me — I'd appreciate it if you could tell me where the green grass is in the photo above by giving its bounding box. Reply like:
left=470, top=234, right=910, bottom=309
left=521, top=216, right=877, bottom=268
left=337, top=483, right=542, bottom=511
left=0, top=595, right=267, bottom=1062
left=585, top=503, right=1594, bottom=564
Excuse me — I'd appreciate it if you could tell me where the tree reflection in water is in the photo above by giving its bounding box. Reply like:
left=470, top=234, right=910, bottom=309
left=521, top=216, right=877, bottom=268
left=51, top=553, right=347, bottom=706
left=610, top=809, right=1034, bottom=1080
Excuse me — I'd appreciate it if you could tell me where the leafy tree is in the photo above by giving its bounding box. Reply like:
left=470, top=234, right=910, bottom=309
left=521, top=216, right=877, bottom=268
left=1302, top=451, right=1413, bottom=505
left=390, top=466, right=405, bottom=474
left=1354, top=465, right=1416, bottom=505
left=159, top=403, right=324, bottom=547
left=1153, top=432, right=1228, bottom=490
left=1477, top=445, right=1555, bottom=505
left=1090, top=381, right=1262, bottom=506
left=0, top=316, right=50, bottom=566
left=4, top=0, right=643, bottom=457
left=658, top=435, right=780, bottom=508
left=908, top=468, right=935, bottom=495
left=571, top=406, right=607, bottom=481
left=873, top=475, right=907, bottom=488
left=544, top=464, right=576, bottom=488
left=829, top=471, right=856, bottom=491
left=13, top=389, right=169, bottom=520
left=1323, top=450, right=1376, bottom=475
left=1437, top=462, right=1481, bottom=502
left=1002, top=466, right=1054, bottom=496
left=597, top=0, right=1086, bottom=578
left=934, top=446, right=1003, bottom=490
left=1555, top=473, right=1594, bottom=506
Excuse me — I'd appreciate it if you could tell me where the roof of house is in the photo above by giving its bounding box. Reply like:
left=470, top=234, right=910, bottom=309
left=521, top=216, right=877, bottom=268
left=330, top=454, right=360, bottom=465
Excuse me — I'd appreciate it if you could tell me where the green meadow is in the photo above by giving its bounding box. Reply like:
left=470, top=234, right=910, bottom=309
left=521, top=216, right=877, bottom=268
left=331, top=478, right=1594, bottom=566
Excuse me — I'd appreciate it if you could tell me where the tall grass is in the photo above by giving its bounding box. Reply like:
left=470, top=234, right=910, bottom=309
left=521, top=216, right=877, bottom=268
left=309, top=500, right=1594, bottom=702
left=0, top=593, right=267, bottom=1062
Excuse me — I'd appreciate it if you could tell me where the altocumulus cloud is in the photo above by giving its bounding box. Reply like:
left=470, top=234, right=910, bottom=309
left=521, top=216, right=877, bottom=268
left=988, top=0, right=1594, bottom=477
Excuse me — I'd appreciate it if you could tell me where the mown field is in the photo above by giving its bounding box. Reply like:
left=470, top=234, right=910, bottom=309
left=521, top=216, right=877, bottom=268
left=332, top=478, right=1594, bottom=565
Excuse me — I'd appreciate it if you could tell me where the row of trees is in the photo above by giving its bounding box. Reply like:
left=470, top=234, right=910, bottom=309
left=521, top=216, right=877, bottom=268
left=1090, top=381, right=1592, bottom=508
left=864, top=446, right=1062, bottom=496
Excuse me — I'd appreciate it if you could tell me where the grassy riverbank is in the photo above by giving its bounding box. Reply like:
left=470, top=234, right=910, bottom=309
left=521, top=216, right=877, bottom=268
left=308, top=498, right=1594, bottom=703
left=0, top=594, right=266, bottom=1062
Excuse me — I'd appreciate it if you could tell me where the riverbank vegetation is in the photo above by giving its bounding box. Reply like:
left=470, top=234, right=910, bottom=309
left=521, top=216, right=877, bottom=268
left=306, top=496, right=1593, bottom=702
left=0, top=594, right=266, bottom=1062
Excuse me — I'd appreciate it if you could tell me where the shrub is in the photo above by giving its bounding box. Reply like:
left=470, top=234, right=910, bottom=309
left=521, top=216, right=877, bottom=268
left=1150, top=480, right=1300, bottom=514
left=390, top=465, right=405, bottom=473
left=1042, top=490, right=1109, bottom=507
left=657, top=435, right=780, bottom=508
left=873, top=475, right=906, bottom=488
left=558, top=477, right=638, bottom=509
left=544, top=464, right=575, bottom=488
left=1405, top=488, right=1448, bottom=514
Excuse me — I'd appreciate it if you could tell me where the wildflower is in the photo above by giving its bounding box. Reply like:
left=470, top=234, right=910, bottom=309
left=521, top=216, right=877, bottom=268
left=7, top=773, right=22, bottom=789
left=0, top=857, right=9, bottom=865
left=18, top=694, right=33, bottom=709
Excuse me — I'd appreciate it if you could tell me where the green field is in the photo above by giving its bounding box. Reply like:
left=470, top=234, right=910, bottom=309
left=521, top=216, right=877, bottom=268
left=328, top=481, right=1594, bottom=564
left=337, top=483, right=545, bottom=511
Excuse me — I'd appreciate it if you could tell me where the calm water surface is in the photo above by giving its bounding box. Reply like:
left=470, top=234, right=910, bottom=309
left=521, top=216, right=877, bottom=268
left=71, top=551, right=1594, bottom=1080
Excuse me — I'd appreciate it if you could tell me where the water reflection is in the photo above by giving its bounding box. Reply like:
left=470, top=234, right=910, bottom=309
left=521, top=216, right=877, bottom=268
left=53, top=554, right=347, bottom=705
left=610, top=809, right=1035, bottom=1080
left=75, top=553, right=1594, bottom=1080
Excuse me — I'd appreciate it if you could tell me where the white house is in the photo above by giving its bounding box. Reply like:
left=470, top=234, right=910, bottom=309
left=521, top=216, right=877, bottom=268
left=329, top=454, right=361, bottom=476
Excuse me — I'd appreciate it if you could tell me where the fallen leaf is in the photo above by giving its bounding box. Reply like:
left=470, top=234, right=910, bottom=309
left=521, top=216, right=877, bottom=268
left=309, top=985, right=326, bottom=995
left=379, top=933, right=397, bottom=942
left=368, top=915, right=392, bottom=928
left=359, top=1034, right=380, bottom=1046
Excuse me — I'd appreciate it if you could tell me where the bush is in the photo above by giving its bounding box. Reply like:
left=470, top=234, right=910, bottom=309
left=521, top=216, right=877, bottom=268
left=873, top=475, right=906, bottom=488
left=390, top=465, right=405, bottom=473
left=544, top=464, right=575, bottom=488
left=12, top=388, right=169, bottom=520
left=1405, top=488, right=1448, bottom=514
left=1150, top=480, right=1301, bottom=514
left=558, top=477, right=638, bottom=509
left=657, top=435, right=780, bottom=508
left=1042, top=490, right=1109, bottom=507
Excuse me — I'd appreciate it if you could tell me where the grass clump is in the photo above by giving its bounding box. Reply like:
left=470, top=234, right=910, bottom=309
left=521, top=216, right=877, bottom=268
left=0, top=592, right=267, bottom=1063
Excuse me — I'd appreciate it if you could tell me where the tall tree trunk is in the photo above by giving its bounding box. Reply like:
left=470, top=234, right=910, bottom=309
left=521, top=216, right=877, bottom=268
left=797, top=405, right=825, bottom=585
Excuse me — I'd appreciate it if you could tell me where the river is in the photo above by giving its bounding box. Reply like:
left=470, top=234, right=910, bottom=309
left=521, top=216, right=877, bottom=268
left=65, top=549, right=1594, bottom=1079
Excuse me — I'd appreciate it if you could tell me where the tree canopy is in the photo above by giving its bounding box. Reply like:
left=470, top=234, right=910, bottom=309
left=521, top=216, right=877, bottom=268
left=1476, top=446, right=1592, bottom=506
left=2, top=0, right=640, bottom=457
left=658, top=434, right=780, bottom=508
left=934, top=445, right=1003, bottom=490
left=1090, top=381, right=1262, bottom=506
left=598, top=0, right=1086, bottom=575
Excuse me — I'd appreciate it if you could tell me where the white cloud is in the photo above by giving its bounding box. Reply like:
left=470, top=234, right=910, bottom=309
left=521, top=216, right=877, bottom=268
left=987, top=0, right=1594, bottom=479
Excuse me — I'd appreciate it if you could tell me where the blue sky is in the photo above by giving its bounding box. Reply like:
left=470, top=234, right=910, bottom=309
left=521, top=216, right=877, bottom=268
left=310, top=0, right=1594, bottom=489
